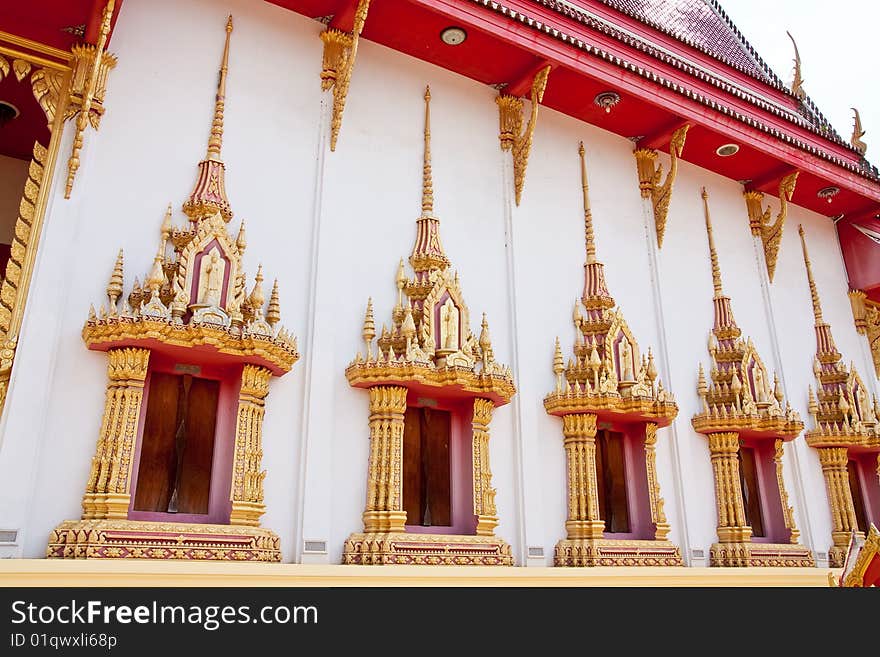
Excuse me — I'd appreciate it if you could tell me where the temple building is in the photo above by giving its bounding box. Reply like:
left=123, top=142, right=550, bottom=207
left=0, top=0, right=877, bottom=585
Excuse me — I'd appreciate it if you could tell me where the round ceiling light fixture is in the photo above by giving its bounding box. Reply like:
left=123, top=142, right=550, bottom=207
left=593, top=91, right=620, bottom=114
left=440, top=27, right=467, bottom=46
left=0, top=101, right=20, bottom=128
left=716, top=143, right=740, bottom=157
left=817, top=186, right=840, bottom=204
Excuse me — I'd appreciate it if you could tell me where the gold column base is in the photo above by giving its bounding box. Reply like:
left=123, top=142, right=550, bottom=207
left=229, top=501, right=265, bottom=527
left=565, top=520, right=606, bottom=540
left=709, top=541, right=814, bottom=567
left=82, top=493, right=131, bottom=520
left=717, top=526, right=752, bottom=543
left=362, top=510, right=407, bottom=533
left=47, top=519, right=281, bottom=562
left=475, top=515, right=499, bottom=536
left=343, top=532, right=513, bottom=566
left=554, top=538, right=683, bottom=567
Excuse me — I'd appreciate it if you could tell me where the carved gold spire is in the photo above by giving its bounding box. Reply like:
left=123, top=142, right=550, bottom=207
left=579, top=142, right=596, bottom=264
left=577, top=145, right=613, bottom=311
left=702, top=187, right=724, bottom=299
left=409, top=87, right=449, bottom=277
left=106, top=249, right=124, bottom=311
left=266, top=279, right=281, bottom=328
left=798, top=224, right=825, bottom=326
left=183, top=16, right=234, bottom=223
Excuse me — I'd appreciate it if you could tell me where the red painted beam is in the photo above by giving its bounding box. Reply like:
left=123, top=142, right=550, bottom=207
left=329, top=0, right=359, bottom=31
left=503, top=58, right=553, bottom=98
left=639, top=119, right=688, bottom=151
left=84, top=0, right=123, bottom=45
left=744, top=165, right=799, bottom=195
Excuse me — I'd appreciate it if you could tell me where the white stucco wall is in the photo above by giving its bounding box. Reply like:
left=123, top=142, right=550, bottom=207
left=0, top=0, right=867, bottom=565
left=0, top=154, right=29, bottom=246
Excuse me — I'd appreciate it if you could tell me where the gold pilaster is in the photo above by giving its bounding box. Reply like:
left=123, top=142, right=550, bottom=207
left=818, top=446, right=861, bottom=566
left=82, top=347, right=150, bottom=520
left=561, top=413, right=603, bottom=540
left=362, top=385, right=408, bottom=533
left=644, top=423, right=670, bottom=540
left=708, top=432, right=751, bottom=543
left=472, top=398, right=498, bottom=536
left=229, top=364, right=271, bottom=526
left=632, top=124, right=689, bottom=248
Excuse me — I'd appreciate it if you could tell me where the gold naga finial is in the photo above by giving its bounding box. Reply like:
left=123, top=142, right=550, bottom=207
left=851, top=108, right=867, bottom=155
left=798, top=224, right=824, bottom=324
left=786, top=31, right=806, bottom=100
left=64, top=0, right=115, bottom=198
left=702, top=187, right=724, bottom=298
left=422, top=86, right=434, bottom=216
left=579, top=142, right=597, bottom=264
left=207, top=15, right=234, bottom=161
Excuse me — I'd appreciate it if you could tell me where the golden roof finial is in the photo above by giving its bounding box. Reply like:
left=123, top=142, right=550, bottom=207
left=786, top=31, right=806, bottom=100
left=107, top=248, right=124, bottom=309
left=701, top=187, right=724, bottom=298
left=851, top=107, right=867, bottom=155
left=798, top=224, right=824, bottom=323
left=207, top=15, right=233, bottom=161
left=422, top=86, right=434, bottom=216
left=579, top=141, right=597, bottom=264
left=249, top=264, right=265, bottom=312
left=266, top=279, right=281, bottom=328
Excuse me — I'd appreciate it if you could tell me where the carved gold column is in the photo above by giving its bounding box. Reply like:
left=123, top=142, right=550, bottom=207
left=562, top=413, right=604, bottom=540
left=818, top=447, right=861, bottom=565
left=773, top=439, right=801, bottom=544
left=644, top=423, right=670, bottom=540
left=229, top=364, right=271, bottom=526
left=708, top=432, right=750, bottom=543
left=82, top=347, right=150, bottom=520
left=472, top=398, right=499, bottom=535
left=362, top=385, right=408, bottom=533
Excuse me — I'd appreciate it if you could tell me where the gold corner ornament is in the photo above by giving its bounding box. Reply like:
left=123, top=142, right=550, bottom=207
left=786, top=31, right=806, bottom=100
left=634, top=124, right=689, bottom=248
left=496, top=65, right=551, bottom=206
left=319, top=0, right=371, bottom=152
left=744, top=172, right=799, bottom=283
left=851, top=108, right=867, bottom=155
left=65, top=0, right=117, bottom=198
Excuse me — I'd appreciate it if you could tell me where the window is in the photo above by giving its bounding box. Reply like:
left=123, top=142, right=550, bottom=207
left=848, top=460, right=869, bottom=534
left=133, top=372, right=219, bottom=515
left=595, top=430, right=630, bottom=533
left=403, top=406, right=451, bottom=527
left=738, top=446, right=765, bottom=538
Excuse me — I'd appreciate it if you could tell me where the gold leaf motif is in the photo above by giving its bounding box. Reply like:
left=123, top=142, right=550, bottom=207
left=30, top=67, right=65, bottom=126
left=12, top=59, right=31, bottom=82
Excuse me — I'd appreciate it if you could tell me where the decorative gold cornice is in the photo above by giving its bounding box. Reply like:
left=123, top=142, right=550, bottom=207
left=496, top=65, right=551, bottom=206
left=65, top=0, right=116, bottom=199
left=0, top=31, right=71, bottom=65
left=743, top=172, right=798, bottom=283
left=799, top=225, right=880, bottom=445
left=633, top=124, right=689, bottom=248
left=693, top=189, right=803, bottom=438
left=347, top=87, right=514, bottom=399
left=319, top=0, right=371, bottom=152
left=545, top=143, right=676, bottom=425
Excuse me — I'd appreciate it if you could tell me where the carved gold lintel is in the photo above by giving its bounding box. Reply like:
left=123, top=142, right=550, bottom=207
left=229, top=364, right=272, bottom=526
left=707, top=431, right=751, bottom=543
left=773, top=439, right=800, bottom=544
left=65, top=0, right=117, bottom=198
left=82, top=347, right=150, bottom=521
left=319, top=0, right=371, bottom=152
left=496, top=65, right=551, bottom=206
left=633, top=125, right=689, bottom=248
left=362, top=385, right=407, bottom=533
left=743, top=172, right=799, bottom=282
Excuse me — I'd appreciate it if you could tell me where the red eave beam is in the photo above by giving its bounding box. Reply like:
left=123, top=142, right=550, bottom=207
left=329, top=0, right=360, bottom=31
left=84, top=0, right=123, bottom=44
left=639, top=119, right=689, bottom=151
left=745, top=165, right=799, bottom=195
left=504, top=58, right=554, bottom=97
left=406, top=0, right=880, bottom=205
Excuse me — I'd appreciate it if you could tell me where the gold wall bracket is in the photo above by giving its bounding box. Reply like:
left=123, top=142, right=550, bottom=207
left=848, top=288, right=880, bottom=378
left=319, top=0, right=371, bottom=152
left=496, top=64, right=551, bottom=206
left=634, top=124, right=689, bottom=248
left=64, top=0, right=118, bottom=198
left=743, top=171, right=799, bottom=283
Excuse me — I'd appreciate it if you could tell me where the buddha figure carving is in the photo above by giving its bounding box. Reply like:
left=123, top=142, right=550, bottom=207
left=199, top=248, right=226, bottom=308
left=440, top=297, right=459, bottom=351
